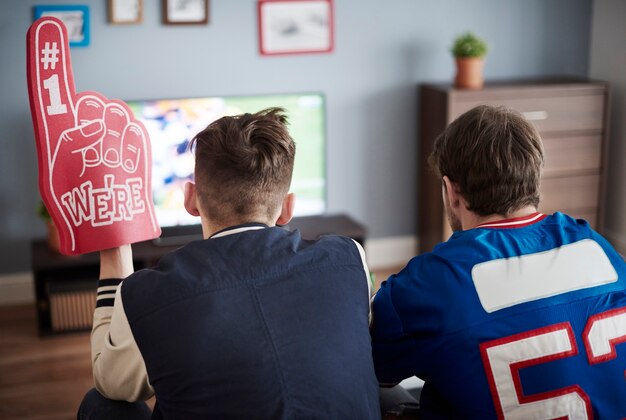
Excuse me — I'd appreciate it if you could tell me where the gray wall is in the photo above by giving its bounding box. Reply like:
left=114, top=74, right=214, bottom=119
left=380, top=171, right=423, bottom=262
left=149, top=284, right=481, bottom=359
left=0, top=0, right=592, bottom=274
left=589, top=0, right=626, bottom=253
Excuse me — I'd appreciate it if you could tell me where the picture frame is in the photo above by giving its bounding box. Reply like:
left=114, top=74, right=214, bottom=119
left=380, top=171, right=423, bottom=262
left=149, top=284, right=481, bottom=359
left=163, top=0, right=209, bottom=25
left=258, top=0, right=334, bottom=56
left=109, top=0, right=143, bottom=24
left=34, top=5, right=90, bottom=47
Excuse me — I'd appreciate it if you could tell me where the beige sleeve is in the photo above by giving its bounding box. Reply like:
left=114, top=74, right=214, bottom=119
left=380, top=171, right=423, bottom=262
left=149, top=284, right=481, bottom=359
left=351, top=239, right=373, bottom=324
left=91, top=283, right=154, bottom=402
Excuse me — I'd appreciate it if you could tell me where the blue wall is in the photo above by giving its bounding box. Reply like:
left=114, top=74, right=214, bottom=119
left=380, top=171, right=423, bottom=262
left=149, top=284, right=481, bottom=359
left=0, top=0, right=592, bottom=274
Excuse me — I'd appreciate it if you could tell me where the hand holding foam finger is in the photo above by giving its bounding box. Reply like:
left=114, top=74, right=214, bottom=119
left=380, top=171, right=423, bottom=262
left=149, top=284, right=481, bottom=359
left=27, top=17, right=160, bottom=255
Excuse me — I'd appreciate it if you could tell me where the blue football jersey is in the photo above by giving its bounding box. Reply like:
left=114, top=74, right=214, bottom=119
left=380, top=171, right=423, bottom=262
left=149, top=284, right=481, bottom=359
left=371, top=212, right=626, bottom=419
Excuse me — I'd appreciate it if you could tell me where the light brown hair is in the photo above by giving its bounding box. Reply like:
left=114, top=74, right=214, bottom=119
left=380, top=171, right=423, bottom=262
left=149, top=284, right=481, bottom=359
left=428, top=105, right=544, bottom=216
left=190, top=107, right=295, bottom=223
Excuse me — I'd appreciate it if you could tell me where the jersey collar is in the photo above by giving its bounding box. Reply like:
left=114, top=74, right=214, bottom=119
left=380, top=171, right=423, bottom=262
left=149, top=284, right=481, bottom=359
left=476, top=212, right=547, bottom=229
left=210, top=223, right=269, bottom=239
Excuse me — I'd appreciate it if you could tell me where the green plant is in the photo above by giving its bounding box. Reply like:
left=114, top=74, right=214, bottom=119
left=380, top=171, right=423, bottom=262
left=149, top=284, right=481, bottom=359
left=37, top=200, right=52, bottom=222
left=451, top=32, right=488, bottom=58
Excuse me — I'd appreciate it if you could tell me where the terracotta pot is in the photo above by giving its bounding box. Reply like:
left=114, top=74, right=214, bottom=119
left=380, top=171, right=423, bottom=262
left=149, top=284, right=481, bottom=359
left=46, top=221, right=61, bottom=253
left=454, top=57, right=485, bottom=89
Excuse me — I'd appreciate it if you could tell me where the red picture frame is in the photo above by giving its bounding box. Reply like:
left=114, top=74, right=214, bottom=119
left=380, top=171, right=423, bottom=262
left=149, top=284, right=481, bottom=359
left=258, top=0, right=334, bottom=56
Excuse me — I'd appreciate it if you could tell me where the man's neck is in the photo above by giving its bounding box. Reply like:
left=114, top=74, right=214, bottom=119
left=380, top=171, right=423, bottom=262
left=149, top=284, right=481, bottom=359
left=201, top=216, right=276, bottom=239
left=461, top=205, right=539, bottom=231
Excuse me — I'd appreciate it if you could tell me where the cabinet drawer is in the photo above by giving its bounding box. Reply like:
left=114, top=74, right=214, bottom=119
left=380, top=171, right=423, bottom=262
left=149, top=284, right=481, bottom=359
left=542, top=134, right=602, bottom=176
left=449, top=93, right=605, bottom=133
left=539, top=174, right=600, bottom=213
left=418, top=81, right=609, bottom=254
left=541, top=208, right=597, bottom=229
left=564, top=209, right=597, bottom=229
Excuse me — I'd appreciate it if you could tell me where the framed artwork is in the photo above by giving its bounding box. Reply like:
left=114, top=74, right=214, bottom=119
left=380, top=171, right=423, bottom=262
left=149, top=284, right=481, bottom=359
left=34, top=5, right=90, bottom=47
left=258, top=0, right=334, bottom=56
left=163, top=0, right=209, bottom=25
left=109, top=0, right=142, bottom=24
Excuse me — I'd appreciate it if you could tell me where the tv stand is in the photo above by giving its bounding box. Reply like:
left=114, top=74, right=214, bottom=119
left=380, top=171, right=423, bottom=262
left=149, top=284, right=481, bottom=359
left=153, top=224, right=203, bottom=246
left=287, top=214, right=366, bottom=246
left=31, top=214, right=366, bottom=335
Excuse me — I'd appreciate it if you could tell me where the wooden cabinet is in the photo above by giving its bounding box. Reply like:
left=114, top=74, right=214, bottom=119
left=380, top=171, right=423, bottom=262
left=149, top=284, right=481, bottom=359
left=31, top=240, right=172, bottom=335
left=418, top=79, right=610, bottom=253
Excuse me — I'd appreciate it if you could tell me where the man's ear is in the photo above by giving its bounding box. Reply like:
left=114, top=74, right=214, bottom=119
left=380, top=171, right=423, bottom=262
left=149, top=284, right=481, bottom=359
left=184, top=182, right=201, bottom=217
left=442, top=176, right=461, bottom=209
left=276, top=193, right=295, bottom=226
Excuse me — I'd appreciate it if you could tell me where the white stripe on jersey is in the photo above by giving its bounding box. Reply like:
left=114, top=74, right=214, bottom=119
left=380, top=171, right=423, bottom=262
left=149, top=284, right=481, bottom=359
left=472, top=239, right=618, bottom=313
left=478, top=213, right=545, bottom=228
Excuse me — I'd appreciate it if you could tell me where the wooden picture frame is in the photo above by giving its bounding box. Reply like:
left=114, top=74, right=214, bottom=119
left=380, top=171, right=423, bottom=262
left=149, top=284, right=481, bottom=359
left=258, top=0, right=334, bottom=56
left=163, top=0, right=209, bottom=25
left=109, top=0, right=143, bottom=24
left=34, top=5, right=90, bottom=47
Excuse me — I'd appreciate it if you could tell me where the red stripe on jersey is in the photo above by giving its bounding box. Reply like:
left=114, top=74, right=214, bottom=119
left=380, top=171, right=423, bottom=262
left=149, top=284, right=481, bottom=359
left=477, top=213, right=547, bottom=229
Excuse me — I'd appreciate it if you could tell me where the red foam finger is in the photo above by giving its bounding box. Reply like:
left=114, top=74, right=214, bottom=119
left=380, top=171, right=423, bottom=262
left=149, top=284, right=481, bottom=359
left=27, top=17, right=77, bottom=253
left=27, top=18, right=161, bottom=255
left=55, top=120, right=104, bottom=166
left=120, top=123, right=145, bottom=174
left=102, top=102, right=132, bottom=167
left=104, top=102, right=130, bottom=127
left=27, top=17, right=77, bottom=168
left=72, top=93, right=107, bottom=166
left=76, top=93, right=106, bottom=126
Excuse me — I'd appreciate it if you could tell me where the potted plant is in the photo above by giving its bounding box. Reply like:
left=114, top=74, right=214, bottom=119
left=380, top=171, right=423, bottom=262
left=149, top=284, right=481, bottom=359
left=451, top=32, right=488, bottom=89
left=37, top=201, right=60, bottom=253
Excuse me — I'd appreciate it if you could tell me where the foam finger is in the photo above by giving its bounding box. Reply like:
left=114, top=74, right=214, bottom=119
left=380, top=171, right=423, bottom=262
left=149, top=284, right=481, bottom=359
left=27, top=17, right=77, bottom=166
left=76, top=93, right=106, bottom=126
left=121, top=123, right=145, bottom=173
left=102, top=103, right=130, bottom=167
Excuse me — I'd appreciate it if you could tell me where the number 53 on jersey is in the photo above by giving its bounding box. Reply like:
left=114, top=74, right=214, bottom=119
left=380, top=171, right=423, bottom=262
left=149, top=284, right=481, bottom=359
left=481, top=307, right=626, bottom=419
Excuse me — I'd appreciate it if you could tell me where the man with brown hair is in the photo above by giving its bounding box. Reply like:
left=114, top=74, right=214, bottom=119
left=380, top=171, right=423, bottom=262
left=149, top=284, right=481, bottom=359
left=79, top=108, right=380, bottom=419
left=371, top=105, right=626, bottom=418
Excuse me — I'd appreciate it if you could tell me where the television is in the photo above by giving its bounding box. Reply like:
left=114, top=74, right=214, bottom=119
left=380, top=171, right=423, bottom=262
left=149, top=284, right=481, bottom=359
left=126, top=93, right=326, bottom=241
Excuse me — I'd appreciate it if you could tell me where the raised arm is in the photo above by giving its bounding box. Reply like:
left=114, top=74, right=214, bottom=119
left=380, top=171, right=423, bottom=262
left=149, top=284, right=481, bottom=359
left=91, top=245, right=154, bottom=401
left=100, top=245, right=134, bottom=279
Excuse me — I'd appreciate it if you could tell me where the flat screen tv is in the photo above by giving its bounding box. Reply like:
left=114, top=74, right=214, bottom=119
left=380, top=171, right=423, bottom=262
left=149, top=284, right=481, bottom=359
left=126, top=93, right=326, bottom=241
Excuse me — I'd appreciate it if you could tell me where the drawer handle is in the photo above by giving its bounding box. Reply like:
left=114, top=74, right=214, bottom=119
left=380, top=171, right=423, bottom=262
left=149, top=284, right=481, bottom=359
left=522, top=110, right=548, bottom=121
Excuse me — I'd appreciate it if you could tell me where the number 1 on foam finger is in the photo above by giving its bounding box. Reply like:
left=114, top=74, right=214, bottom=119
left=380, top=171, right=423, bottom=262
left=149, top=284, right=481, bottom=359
left=43, top=74, right=67, bottom=116
left=39, top=38, right=68, bottom=117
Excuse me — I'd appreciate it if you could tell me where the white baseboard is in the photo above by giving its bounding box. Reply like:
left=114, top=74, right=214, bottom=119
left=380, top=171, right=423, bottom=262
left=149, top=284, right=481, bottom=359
left=0, top=235, right=419, bottom=307
left=365, top=235, right=418, bottom=270
left=0, top=272, right=34, bottom=306
left=12, top=232, right=617, bottom=303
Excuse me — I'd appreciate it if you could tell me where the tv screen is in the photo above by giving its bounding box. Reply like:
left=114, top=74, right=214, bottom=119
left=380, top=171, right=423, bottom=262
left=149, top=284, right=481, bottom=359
left=126, top=93, right=326, bottom=230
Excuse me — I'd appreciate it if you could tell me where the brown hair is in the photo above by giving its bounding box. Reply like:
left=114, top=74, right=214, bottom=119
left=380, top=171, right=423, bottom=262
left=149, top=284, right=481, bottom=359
left=428, top=105, right=544, bottom=216
left=189, top=107, right=295, bottom=223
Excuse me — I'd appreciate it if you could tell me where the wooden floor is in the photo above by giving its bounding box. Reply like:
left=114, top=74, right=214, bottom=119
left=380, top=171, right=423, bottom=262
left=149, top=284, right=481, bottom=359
left=0, top=266, right=401, bottom=420
left=0, top=304, right=92, bottom=420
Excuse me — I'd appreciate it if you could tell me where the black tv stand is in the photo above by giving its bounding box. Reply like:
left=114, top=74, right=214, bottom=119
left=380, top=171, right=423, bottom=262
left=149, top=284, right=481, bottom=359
left=31, top=214, right=366, bottom=335
left=287, top=214, right=367, bottom=246
left=152, top=214, right=368, bottom=247
left=152, top=224, right=203, bottom=246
